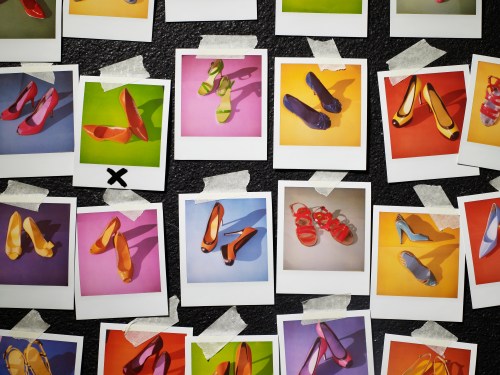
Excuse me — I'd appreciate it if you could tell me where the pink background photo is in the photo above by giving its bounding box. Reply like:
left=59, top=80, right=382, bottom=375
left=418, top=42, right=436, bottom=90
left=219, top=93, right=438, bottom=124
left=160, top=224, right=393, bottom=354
left=76, top=209, right=161, bottom=296
left=180, top=54, right=262, bottom=137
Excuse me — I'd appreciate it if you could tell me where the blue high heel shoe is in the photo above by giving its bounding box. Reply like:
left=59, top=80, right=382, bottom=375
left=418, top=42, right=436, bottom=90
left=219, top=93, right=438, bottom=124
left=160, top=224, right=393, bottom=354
left=305, top=72, right=342, bottom=113
left=283, top=94, right=331, bottom=130
left=400, top=251, right=437, bottom=286
left=479, top=203, right=500, bottom=258
left=395, top=214, right=430, bottom=244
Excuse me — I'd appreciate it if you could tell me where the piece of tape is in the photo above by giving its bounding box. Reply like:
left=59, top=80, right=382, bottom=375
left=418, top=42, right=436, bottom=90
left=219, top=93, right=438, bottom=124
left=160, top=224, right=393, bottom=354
left=103, top=189, right=150, bottom=221
left=411, top=321, right=458, bottom=356
left=99, top=55, right=150, bottom=92
left=10, top=310, right=50, bottom=341
left=301, top=295, right=351, bottom=325
left=20, top=63, right=55, bottom=84
left=386, top=39, right=446, bottom=85
left=124, top=296, right=179, bottom=347
left=413, top=184, right=459, bottom=231
left=489, top=176, right=500, bottom=191
left=309, top=171, right=347, bottom=196
left=196, top=35, right=258, bottom=59
left=202, top=170, right=250, bottom=194
left=307, top=38, right=345, bottom=72
left=197, top=306, right=248, bottom=360
left=0, top=180, right=49, bottom=212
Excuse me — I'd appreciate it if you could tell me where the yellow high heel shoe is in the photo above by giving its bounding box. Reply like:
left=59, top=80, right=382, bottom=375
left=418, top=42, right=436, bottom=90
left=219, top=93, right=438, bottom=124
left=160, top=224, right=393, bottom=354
left=198, top=59, right=224, bottom=96
left=90, top=217, right=121, bottom=254
left=433, top=356, right=450, bottom=375
left=216, top=76, right=235, bottom=124
left=114, top=232, right=133, bottom=283
left=23, top=217, right=54, bottom=258
left=392, top=75, right=422, bottom=127
left=5, top=211, right=22, bottom=260
left=4, top=345, right=28, bottom=374
left=402, top=353, right=432, bottom=375
left=24, top=340, right=52, bottom=375
left=422, top=83, right=460, bottom=140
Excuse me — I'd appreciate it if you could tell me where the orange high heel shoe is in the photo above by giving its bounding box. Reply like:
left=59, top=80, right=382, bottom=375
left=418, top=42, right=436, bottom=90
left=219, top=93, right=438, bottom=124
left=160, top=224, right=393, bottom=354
left=17, top=88, right=59, bottom=136
left=201, top=202, right=224, bottom=253
left=212, top=361, right=230, bottom=375
left=23, top=217, right=54, bottom=258
left=220, top=227, right=257, bottom=266
left=4, top=345, right=28, bottom=374
left=5, top=211, right=22, bottom=260
left=392, top=75, right=422, bottom=128
left=83, top=125, right=132, bottom=144
left=422, top=83, right=460, bottom=140
left=114, top=232, right=133, bottom=283
left=120, top=88, right=149, bottom=141
left=90, top=217, right=121, bottom=254
left=1, top=81, right=37, bottom=120
left=235, top=342, right=252, bottom=375
left=24, top=340, right=52, bottom=375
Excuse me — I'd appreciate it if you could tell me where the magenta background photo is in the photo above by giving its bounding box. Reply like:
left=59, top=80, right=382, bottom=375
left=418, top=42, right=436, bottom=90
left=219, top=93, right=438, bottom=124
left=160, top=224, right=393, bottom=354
left=76, top=209, right=161, bottom=296
left=180, top=54, right=262, bottom=137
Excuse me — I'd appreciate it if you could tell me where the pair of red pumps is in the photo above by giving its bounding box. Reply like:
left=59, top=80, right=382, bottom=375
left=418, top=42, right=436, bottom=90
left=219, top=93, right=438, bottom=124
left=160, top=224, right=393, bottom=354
left=1, top=81, right=59, bottom=136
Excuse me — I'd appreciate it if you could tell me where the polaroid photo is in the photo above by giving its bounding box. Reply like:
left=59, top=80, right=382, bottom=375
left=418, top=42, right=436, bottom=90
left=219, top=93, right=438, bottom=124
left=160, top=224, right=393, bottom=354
left=0, top=0, right=61, bottom=61
left=179, top=192, right=274, bottom=306
left=98, top=323, right=193, bottom=374
left=371, top=206, right=465, bottom=322
left=381, top=334, right=477, bottom=375
left=63, top=0, right=155, bottom=42
left=0, top=197, right=76, bottom=310
left=75, top=203, right=168, bottom=320
left=174, top=49, right=268, bottom=161
left=0, top=330, right=83, bottom=374
left=274, top=57, right=367, bottom=170
left=185, top=335, right=279, bottom=374
left=277, top=311, right=374, bottom=375
left=378, top=65, right=479, bottom=183
left=0, top=65, right=78, bottom=178
left=458, top=55, right=500, bottom=171
left=73, top=77, right=170, bottom=191
left=165, top=0, right=257, bottom=22
left=275, top=0, right=368, bottom=37
left=276, top=181, right=371, bottom=295
left=458, top=192, right=500, bottom=309
left=390, top=0, right=481, bottom=38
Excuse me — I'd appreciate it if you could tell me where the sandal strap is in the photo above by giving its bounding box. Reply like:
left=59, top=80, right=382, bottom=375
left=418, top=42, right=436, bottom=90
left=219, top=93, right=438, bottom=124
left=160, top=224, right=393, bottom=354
left=481, top=102, right=500, bottom=120
left=312, top=207, right=334, bottom=230
left=290, top=203, right=312, bottom=218
left=216, top=109, right=232, bottom=114
left=330, top=223, right=351, bottom=242
left=296, top=224, right=316, bottom=238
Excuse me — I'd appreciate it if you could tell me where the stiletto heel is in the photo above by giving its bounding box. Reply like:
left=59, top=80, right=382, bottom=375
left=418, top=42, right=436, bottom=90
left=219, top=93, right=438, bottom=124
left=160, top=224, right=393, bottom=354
left=4, top=345, right=28, bottom=374
left=201, top=202, right=224, bottom=253
left=216, top=76, right=235, bottom=124
left=123, top=336, right=163, bottom=374
left=479, top=202, right=500, bottom=258
left=402, top=353, right=432, bottom=375
left=392, top=75, right=422, bottom=127
left=399, top=250, right=438, bottom=286
left=283, top=94, right=331, bottom=130
left=480, top=75, right=500, bottom=126
left=305, top=71, right=341, bottom=113
left=23, top=217, right=54, bottom=258
left=120, top=88, right=149, bottom=141
left=1, top=81, right=38, bottom=120
left=19, top=0, right=46, bottom=19
left=299, top=337, right=327, bottom=375
left=220, top=227, right=257, bottom=266
left=24, top=340, right=52, bottom=375
left=5, top=211, right=22, bottom=260
left=433, top=355, right=450, bottom=375
left=152, top=352, right=171, bottom=375
left=312, top=206, right=353, bottom=245
left=422, top=83, right=460, bottom=140
left=114, top=232, right=133, bottom=283
left=90, top=217, right=121, bottom=254
left=198, top=59, right=224, bottom=96
left=316, top=322, right=352, bottom=368
left=235, top=342, right=252, bottom=375
left=17, top=88, right=59, bottom=136
left=395, top=214, right=430, bottom=243
left=212, top=361, right=230, bottom=375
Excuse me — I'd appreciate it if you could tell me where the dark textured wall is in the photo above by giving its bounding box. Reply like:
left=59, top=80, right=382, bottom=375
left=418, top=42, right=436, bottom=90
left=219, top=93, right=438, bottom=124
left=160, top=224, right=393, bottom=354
left=0, top=1, right=499, bottom=373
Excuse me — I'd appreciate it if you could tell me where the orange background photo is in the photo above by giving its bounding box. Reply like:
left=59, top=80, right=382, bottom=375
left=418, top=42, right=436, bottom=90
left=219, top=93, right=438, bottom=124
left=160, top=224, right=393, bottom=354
left=377, top=212, right=459, bottom=298
left=387, top=340, right=471, bottom=375
left=464, top=197, right=500, bottom=285
left=279, top=63, right=362, bottom=147
left=383, top=71, right=466, bottom=159
left=466, top=61, right=500, bottom=147
left=69, top=0, right=149, bottom=19
left=103, top=330, right=187, bottom=374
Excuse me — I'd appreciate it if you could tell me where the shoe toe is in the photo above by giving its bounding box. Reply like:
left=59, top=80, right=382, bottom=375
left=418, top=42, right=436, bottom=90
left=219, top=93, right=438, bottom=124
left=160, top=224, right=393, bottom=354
left=317, top=113, right=331, bottom=130
left=323, top=100, right=342, bottom=114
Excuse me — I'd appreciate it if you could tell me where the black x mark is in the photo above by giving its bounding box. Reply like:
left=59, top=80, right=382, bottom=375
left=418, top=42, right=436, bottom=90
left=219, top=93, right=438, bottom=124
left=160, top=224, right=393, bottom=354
left=107, top=168, right=128, bottom=187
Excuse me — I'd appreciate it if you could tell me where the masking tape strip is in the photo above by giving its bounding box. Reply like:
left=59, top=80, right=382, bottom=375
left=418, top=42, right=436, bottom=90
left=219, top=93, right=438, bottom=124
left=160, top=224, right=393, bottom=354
left=301, top=295, right=351, bottom=325
left=124, top=296, right=179, bottom=347
left=489, top=176, right=500, bottom=191
left=309, top=171, right=348, bottom=196
left=197, top=306, right=248, bottom=360
left=0, top=180, right=49, bottom=212
left=197, top=35, right=258, bottom=59
left=20, top=63, right=55, bottom=84
left=99, top=55, right=150, bottom=92
left=411, top=321, right=458, bottom=356
left=413, top=184, right=459, bottom=231
left=386, top=39, right=446, bottom=86
left=307, top=38, right=345, bottom=72
left=10, top=310, right=50, bottom=341
left=202, top=170, right=250, bottom=194
left=103, top=189, right=150, bottom=221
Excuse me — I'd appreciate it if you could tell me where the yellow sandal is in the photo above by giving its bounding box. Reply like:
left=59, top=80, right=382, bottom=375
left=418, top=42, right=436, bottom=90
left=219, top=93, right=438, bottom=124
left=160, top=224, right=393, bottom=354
left=216, top=76, right=235, bottom=124
left=198, top=59, right=224, bottom=96
left=24, top=340, right=52, bottom=375
left=4, top=345, right=28, bottom=375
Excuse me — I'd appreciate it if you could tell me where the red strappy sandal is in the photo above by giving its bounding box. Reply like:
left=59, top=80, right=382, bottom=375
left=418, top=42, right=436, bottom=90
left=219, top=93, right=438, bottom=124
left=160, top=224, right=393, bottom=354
left=290, top=203, right=317, bottom=247
left=312, top=206, right=354, bottom=246
left=480, top=75, right=500, bottom=126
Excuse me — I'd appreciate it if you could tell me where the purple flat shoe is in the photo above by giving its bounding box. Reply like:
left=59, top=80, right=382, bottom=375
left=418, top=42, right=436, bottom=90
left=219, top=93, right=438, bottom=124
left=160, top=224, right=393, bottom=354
left=306, top=72, right=342, bottom=113
left=283, top=94, right=331, bottom=130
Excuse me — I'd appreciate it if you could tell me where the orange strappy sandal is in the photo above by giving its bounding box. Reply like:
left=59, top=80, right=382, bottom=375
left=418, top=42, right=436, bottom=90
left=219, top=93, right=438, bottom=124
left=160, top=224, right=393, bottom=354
left=290, top=203, right=317, bottom=247
left=312, top=206, right=354, bottom=246
left=24, top=340, right=52, bottom=375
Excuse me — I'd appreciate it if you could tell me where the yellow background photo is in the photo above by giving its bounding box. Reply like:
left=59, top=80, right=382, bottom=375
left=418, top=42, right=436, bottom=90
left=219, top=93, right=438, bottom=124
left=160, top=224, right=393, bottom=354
left=467, top=61, right=500, bottom=147
left=377, top=212, right=459, bottom=298
left=69, top=0, right=149, bottom=19
left=279, top=63, right=361, bottom=146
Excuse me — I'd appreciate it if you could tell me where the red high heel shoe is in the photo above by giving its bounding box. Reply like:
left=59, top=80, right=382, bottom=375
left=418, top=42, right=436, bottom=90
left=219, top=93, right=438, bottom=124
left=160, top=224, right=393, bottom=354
left=123, top=335, right=163, bottom=374
left=17, top=88, right=58, bottom=136
left=1, top=81, right=37, bottom=120
left=299, top=337, right=327, bottom=375
left=120, top=88, right=149, bottom=141
left=316, top=322, right=352, bottom=368
left=20, top=0, right=46, bottom=19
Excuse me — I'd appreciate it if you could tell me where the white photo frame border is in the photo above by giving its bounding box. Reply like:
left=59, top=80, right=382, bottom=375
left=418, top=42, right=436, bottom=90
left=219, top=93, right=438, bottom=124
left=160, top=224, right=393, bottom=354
left=165, top=0, right=257, bottom=22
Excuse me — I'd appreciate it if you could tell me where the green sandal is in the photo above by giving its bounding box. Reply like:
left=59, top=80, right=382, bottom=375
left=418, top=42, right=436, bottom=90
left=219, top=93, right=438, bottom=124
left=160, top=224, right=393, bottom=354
left=198, top=59, right=224, bottom=96
left=216, top=76, right=235, bottom=124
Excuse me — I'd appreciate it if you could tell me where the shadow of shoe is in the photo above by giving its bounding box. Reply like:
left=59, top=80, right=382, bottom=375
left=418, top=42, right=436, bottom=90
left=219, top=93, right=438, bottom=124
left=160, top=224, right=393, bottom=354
left=36, top=0, right=53, bottom=18
left=339, top=326, right=368, bottom=369
left=419, top=243, right=459, bottom=283
left=122, top=224, right=157, bottom=242
left=226, top=67, right=258, bottom=81
left=130, top=236, right=158, bottom=280
left=221, top=208, right=266, bottom=233
left=39, top=101, right=74, bottom=133
left=253, top=353, right=274, bottom=375
left=403, top=214, right=455, bottom=242
left=441, top=89, right=467, bottom=129
left=137, top=98, right=163, bottom=142
left=31, top=219, right=62, bottom=255
left=49, top=351, right=77, bottom=373
left=224, top=81, right=262, bottom=124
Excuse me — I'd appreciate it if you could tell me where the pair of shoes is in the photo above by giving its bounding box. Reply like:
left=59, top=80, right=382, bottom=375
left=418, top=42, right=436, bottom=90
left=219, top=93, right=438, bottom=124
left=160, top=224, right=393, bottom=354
left=395, top=214, right=430, bottom=244
left=212, top=342, right=252, bottom=375
left=123, top=335, right=170, bottom=375
left=402, top=353, right=450, bottom=375
left=83, top=88, right=148, bottom=143
left=299, top=323, right=352, bottom=375
left=1, top=81, right=59, bottom=136
left=479, top=202, right=500, bottom=258
left=90, top=217, right=133, bottom=283
left=4, top=339, right=52, bottom=374
left=480, top=75, right=500, bottom=126
left=201, top=202, right=258, bottom=266
left=19, top=0, right=46, bottom=19
left=392, top=75, right=460, bottom=140
left=5, top=211, right=54, bottom=260
left=283, top=72, right=341, bottom=130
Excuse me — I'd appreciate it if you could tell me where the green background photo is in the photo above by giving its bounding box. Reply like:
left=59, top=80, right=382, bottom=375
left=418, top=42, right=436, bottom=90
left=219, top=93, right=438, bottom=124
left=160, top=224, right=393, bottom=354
left=282, top=0, right=362, bottom=14
left=191, top=341, right=274, bottom=374
left=0, top=0, right=56, bottom=38
left=80, top=82, right=164, bottom=167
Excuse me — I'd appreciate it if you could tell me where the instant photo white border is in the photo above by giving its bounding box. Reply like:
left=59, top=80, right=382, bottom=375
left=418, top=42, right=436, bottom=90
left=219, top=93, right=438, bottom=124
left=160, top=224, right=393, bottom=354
left=381, top=334, right=477, bottom=375
left=0, top=1, right=62, bottom=61
left=390, top=0, right=481, bottom=38
left=273, top=57, right=368, bottom=171
left=377, top=65, right=479, bottom=183
left=174, top=49, right=268, bottom=161
left=370, top=205, right=465, bottom=322
left=0, top=65, right=78, bottom=178
left=277, top=311, right=375, bottom=375
left=458, top=192, right=500, bottom=309
left=178, top=192, right=274, bottom=307
left=0, top=329, right=83, bottom=374
left=275, top=0, right=368, bottom=37
left=63, top=0, right=155, bottom=42
left=75, top=203, right=169, bottom=320
left=276, top=181, right=371, bottom=295
left=458, top=55, right=500, bottom=171
left=185, top=335, right=279, bottom=373
left=166, top=0, right=257, bottom=22
left=73, top=76, right=170, bottom=191
left=97, top=323, right=193, bottom=375
left=0, top=197, right=76, bottom=310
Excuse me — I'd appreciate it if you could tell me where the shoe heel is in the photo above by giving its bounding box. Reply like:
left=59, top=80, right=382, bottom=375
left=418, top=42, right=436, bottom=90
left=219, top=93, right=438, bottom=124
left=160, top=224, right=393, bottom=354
left=50, top=110, right=54, bottom=118
left=31, top=98, right=35, bottom=108
left=418, top=92, right=422, bottom=105
left=396, top=226, right=403, bottom=244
